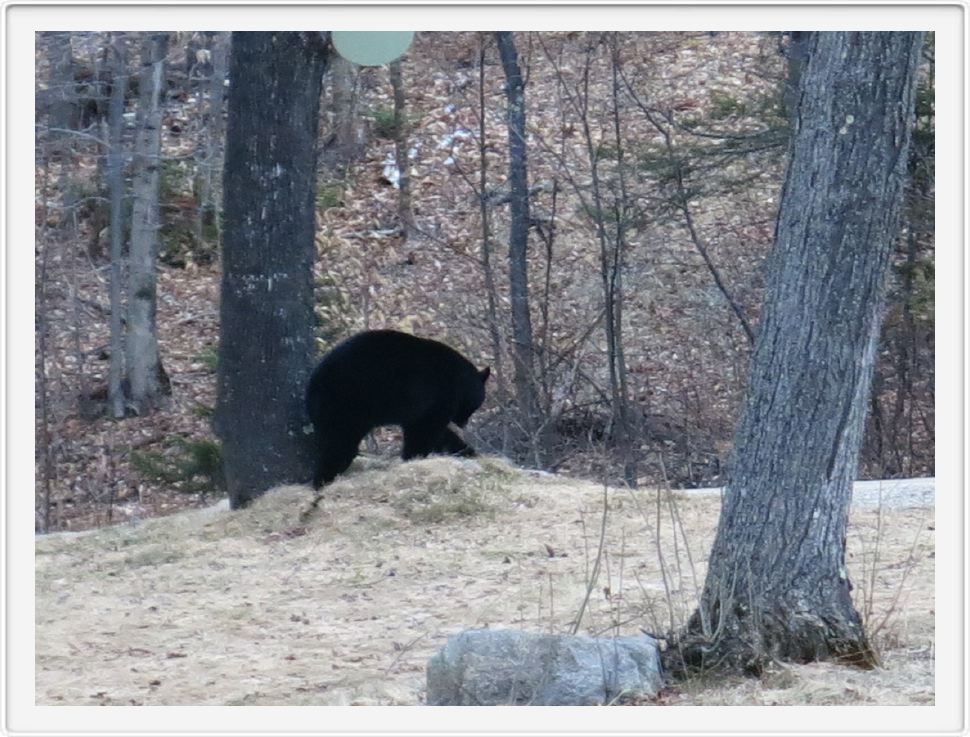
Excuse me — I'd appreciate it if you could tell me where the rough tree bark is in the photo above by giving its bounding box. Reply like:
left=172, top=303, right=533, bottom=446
left=126, top=32, right=169, bottom=414
left=389, top=59, right=416, bottom=237
left=106, top=33, right=128, bottom=419
left=681, top=32, right=923, bottom=674
left=782, top=31, right=811, bottom=119
left=216, top=32, right=330, bottom=508
left=495, top=31, right=541, bottom=456
left=323, top=55, right=359, bottom=178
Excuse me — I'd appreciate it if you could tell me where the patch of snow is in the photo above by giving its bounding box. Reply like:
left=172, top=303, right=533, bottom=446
left=382, top=153, right=401, bottom=188
left=681, top=478, right=935, bottom=510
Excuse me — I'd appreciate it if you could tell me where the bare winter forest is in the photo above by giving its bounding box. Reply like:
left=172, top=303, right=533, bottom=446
left=34, top=31, right=934, bottom=532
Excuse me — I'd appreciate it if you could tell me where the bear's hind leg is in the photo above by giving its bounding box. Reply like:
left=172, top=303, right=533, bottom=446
left=401, top=427, right=430, bottom=460
left=401, top=418, right=446, bottom=460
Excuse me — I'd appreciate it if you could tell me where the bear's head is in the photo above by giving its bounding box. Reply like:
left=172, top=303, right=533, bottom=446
left=454, top=366, right=491, bottom=427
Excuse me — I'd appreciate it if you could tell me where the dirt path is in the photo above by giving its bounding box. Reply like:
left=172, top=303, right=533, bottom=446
left=35, top=458, right=935, bottom=706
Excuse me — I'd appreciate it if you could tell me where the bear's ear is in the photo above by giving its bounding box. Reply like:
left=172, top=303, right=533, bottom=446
left=479, top=366, right=491, bottom=383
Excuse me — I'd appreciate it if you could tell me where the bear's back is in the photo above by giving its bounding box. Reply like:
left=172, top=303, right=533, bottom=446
left=307, top=330, right=478, bottom=423
left=317, top=330, right=471, bottom=376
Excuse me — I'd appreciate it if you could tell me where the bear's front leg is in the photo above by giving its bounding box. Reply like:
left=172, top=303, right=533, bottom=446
left=433, top=424, right=476, bottom=457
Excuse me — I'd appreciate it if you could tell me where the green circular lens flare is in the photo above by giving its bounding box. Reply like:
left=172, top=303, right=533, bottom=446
left=331, top=31, right=415, bottom=66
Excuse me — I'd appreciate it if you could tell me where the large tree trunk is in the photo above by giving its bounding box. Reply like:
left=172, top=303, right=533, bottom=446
left=682, top=32, right=923, bottom=674
left=126, top=32, right=169, bottom=415
left=216, top=32, right=329, bottom=508
left=495, top=31, right=541, bottom=457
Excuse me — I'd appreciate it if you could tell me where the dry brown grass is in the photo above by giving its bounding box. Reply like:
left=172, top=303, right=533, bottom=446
left=35, top=457, right=934, bottom=705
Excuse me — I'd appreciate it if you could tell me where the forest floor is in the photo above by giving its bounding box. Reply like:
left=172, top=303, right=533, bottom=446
left=35, top=457, right=935, bottom=706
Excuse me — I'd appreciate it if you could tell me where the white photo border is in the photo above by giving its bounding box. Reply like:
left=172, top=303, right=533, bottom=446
left=4, top=4, right=965, bottom=735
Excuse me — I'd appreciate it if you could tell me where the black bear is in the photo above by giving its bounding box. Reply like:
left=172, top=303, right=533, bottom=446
left=306, top=330, right=490, bottom=489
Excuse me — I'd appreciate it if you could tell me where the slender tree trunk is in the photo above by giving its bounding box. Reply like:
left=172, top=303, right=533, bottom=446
left=217, top=32, right=329, bottom=508
left=46, top=32, right=77, bottom=137
left=618, top=73, right=756, bottom=347
left=495, top=31, right=541, bottom=456
left=782, top=31, right=812, bottom=120
left=389, top=59, right=416, bottom=237
left=327, top=55, right=359, bottom=178
left=575, top=39, right=636, bottom=483
left=126, top=32, right=168, bottom=415
left=199, top=31, right=229, bottom=245
left=885, top=229, right=919, bottom=475
left=37, top=154, right=55, bottom=532
left=40, top=32, right=84, bottom=237
left=609, top=36, right=636, bottom=485
left=682, top=32, right=923, bottom=674
left=476, top=37, right=510, bottom=454
left=106, top=32, right=128, bottom=419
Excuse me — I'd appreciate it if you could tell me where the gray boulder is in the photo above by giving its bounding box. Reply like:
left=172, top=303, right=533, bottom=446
left=426, top=628, right=662, bottom=705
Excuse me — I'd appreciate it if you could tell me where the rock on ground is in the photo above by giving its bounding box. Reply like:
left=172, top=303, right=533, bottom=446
left=426, top=628, right=662, bottom=706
